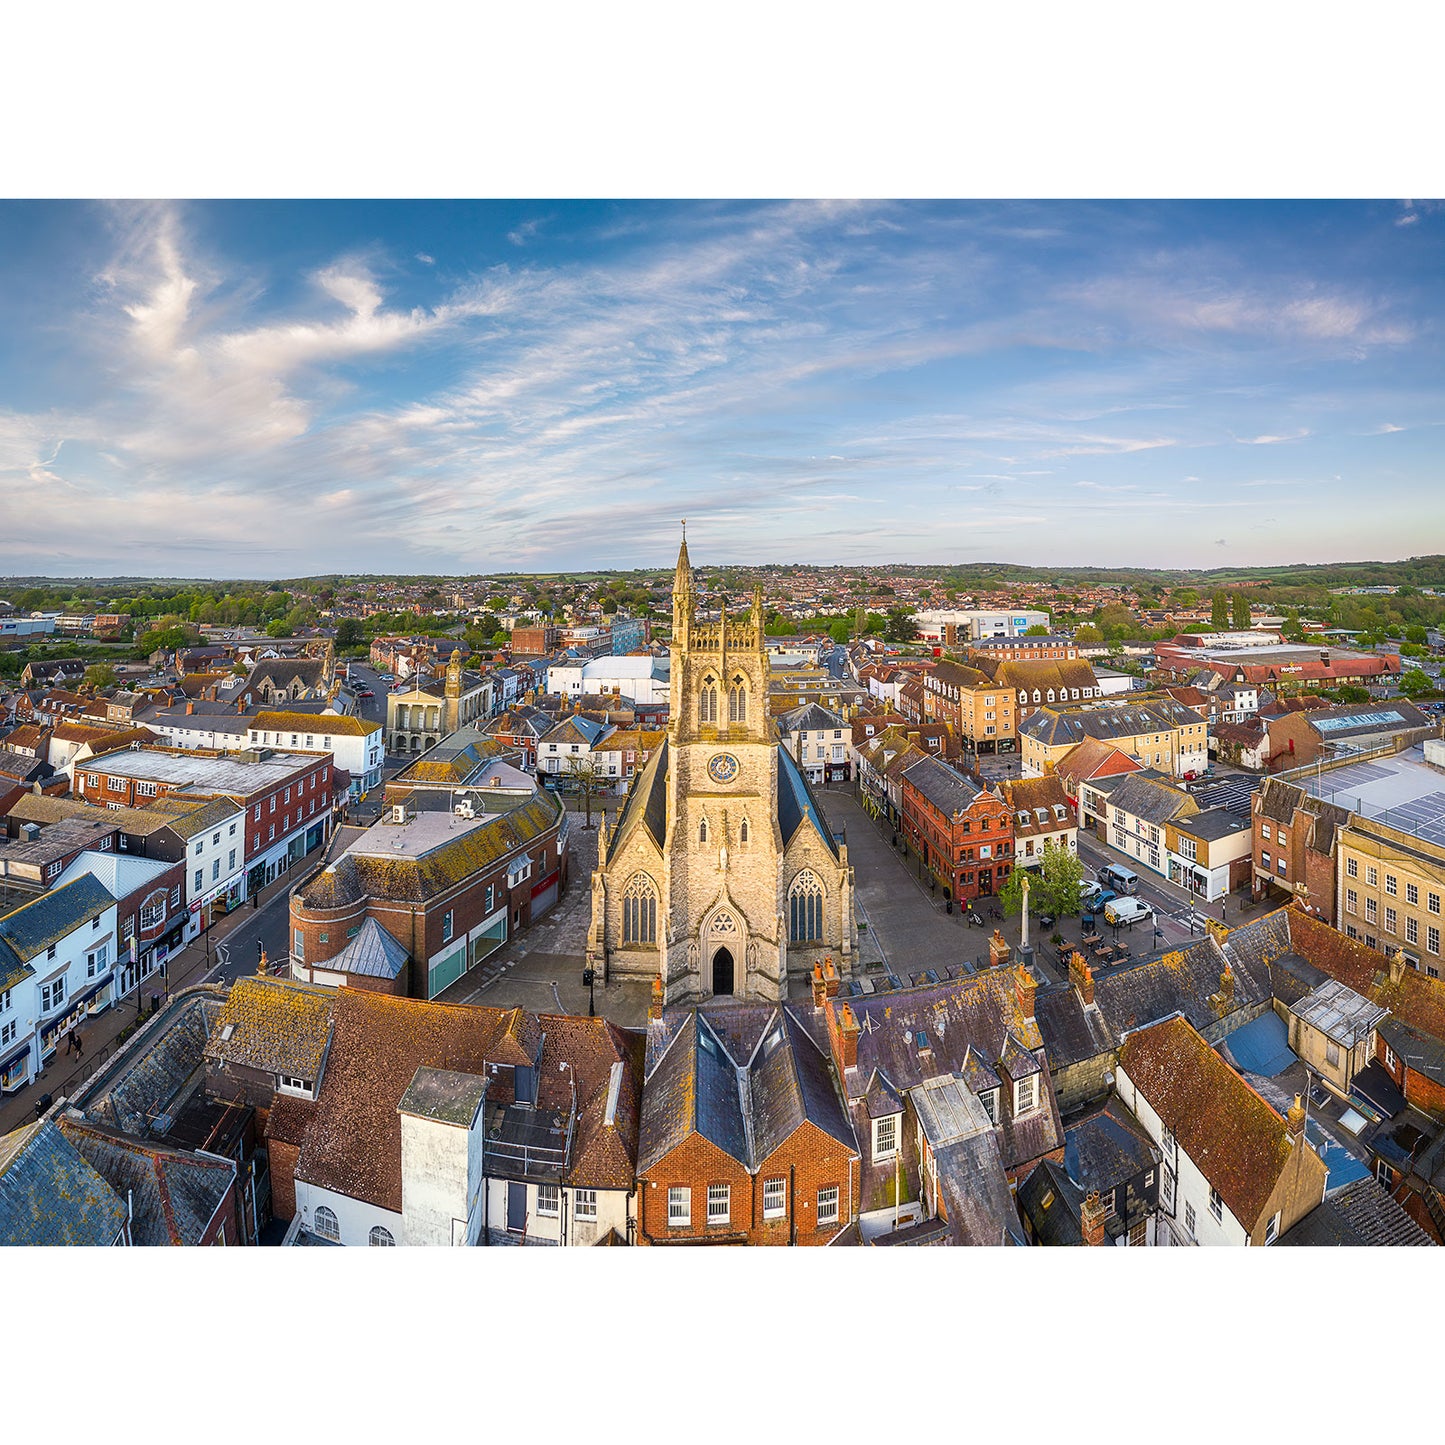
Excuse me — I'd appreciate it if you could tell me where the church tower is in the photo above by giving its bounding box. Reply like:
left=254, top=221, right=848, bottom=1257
left=588, top=529, right=856, bottom=1004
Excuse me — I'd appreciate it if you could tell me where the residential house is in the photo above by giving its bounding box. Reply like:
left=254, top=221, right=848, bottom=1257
left=1086, top=770, right=1198, bottom=881
left=817, top=964, right=1062, bottom=1245
left=1250, top=776, right=1350, bottom=915
left=247, top=710, right=384, bottom=799
left=1017, top=1099, right=1161, bottom=1246
left=1054, top=737, right=1144, bottom=824
left=1115, top=1014, right=1327, bottom=1245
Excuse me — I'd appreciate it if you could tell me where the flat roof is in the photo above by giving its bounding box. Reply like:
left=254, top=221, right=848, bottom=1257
left=349, top=810, right=489, bottom=861
left=1297, top=746, right=1445, bottom=848
left=84, top=747, right=320, bottom=794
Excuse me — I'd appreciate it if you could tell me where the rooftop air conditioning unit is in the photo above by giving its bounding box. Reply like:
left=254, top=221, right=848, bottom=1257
left=390, top=804, right=407, bottom=825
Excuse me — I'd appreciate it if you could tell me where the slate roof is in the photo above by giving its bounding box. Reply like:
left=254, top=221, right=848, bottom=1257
left=325, top=918, right=409, bottom=980
left=1021, top=697, right=1206, bottom=748
left=909, top=1075, right=1022, bottom=1245
left=204, top=976, right=336, bottom=1080
left=638, top=1013, right=748, bottom=1173
left=639, top=1004, right=855, bottom=1176
left=56, top=1118, right=236, bottom=1246
left=1101, top=771, right=1197, bottom=826
left=777, top=702, right=847, bottom=735
left=900, top=753, right=984, bottom=818
left=0, top=873, right=114, bottom=967
left=1118, top=1015, right=1296, bottom=1231
left=1017, top=1156, right=1085, bottom=1245
left=1278, top=1176, right=1434, bottom=1246
left=0, top=1120, right=129, bottom=1246
left=776, top=744, right=841, bottom=857
left=1063, top=1099, right=1160, bottom=1195
left=605, top=739, right=668, bottom=862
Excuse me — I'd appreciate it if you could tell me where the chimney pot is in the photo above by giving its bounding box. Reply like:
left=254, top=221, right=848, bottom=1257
left=810, top=963, right=827, bottom=1007
left=1081, top=1190, right=1107, bottom=1246
left=1286, top=1093, right=1306, bottom=1139
left=823, top=956, right=839, bottom=998
left=647, top=975, right=664, bottom=1022
left=1014, top=962, right=1037, bottom=1021
left=838, top=1002, right=861, bottom=1071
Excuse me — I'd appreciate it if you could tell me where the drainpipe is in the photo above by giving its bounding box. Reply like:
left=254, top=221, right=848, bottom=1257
left=789, top=1164, right=796, bottom=1246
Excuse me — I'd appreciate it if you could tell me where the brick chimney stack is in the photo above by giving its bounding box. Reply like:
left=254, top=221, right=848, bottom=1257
left=1204, top=917, right=1230, bottom=946
left=811, top=963, right=827, bottom=1007
left=989, top=928, right=1012, bottom=970
left=1081, top=1190, right=1107, bottom=1246
left=823, top=956, right=839, bottom=999
left=1390, top=948, right=1408, bottom=986
left=1014, top=963, right=1037, bottom=1022
left=647, top=977, right=664, bottom=1024
left=839, top=1003, right=861, bottom=1071
left=1286, top=1093, right=1306, bottom=1140
left=1068, top=950, right=1094, bottom=1007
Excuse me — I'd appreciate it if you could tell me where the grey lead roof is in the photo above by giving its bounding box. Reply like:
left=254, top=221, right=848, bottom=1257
left=328, top=918, right=409, bottom=980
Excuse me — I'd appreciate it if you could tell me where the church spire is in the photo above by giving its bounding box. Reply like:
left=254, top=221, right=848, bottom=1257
left=672, top=520, right=694, bottom=640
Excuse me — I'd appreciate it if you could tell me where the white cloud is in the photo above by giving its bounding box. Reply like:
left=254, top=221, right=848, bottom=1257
left=1238, top=429, right=1311, bottom=445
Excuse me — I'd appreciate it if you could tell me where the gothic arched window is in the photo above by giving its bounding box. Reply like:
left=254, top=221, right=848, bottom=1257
left=789, top=870, right=824, bottom=942
left=728, top=675, right=747, bottom=723
left=740, top=818, right=750, bottom=844
left=622, top=872, right=658, bottom=944
left=699, top=675, right=719, bottom=725
left=699, top=817, right=709, bottom=845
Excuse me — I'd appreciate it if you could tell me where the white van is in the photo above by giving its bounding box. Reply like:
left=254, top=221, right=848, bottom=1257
left=1104, top=897, right=1154, bottom=927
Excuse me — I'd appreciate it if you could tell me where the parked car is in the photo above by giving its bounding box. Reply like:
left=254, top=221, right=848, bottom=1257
left=1104, top=897, right=1154, bottom=927
left=1080, top=881, right=1117, bottom=912
left=1098, top=863, right=1140, bottom=894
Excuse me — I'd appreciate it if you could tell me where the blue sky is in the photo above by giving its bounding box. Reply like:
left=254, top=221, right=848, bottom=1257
left=1, top=198, right=1441, bottom=577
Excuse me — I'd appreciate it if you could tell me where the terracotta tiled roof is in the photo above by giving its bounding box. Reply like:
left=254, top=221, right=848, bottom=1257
left=293, top=991, right=515, bottom=1212
left=1118, top=1015, right=1292, bottom=1230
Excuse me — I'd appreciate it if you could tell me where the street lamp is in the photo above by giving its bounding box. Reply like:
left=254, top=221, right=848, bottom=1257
left=582, top=966, right=596, bottom=1018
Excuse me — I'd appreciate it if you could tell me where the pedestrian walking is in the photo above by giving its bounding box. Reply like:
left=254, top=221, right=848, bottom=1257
left=74, top=1031, right=83, bottom=1059
left=64, top=1029, right=76, bottom=1056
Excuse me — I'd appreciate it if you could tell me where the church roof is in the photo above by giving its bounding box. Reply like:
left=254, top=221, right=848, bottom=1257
left=606, top=739, right=669, bottom=864
left=776, top=744, right=840, bottom=858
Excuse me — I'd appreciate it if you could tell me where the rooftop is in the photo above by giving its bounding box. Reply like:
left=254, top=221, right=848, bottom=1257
left=83, top=745, right=321, bottom=795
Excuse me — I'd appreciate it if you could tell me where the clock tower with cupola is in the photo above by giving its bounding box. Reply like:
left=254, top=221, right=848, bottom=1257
left=586, top=529, right=856, bottom=1005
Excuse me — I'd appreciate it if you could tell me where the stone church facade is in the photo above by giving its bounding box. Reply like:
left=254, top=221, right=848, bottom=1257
left=587, top=534, right=856, bottom=1004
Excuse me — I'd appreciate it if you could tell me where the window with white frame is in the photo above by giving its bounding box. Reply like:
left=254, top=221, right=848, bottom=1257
left=1346, top=855, right=1359, bottom=878
left=1345, top=888, right=1358, bottom=914
left=707, top=1184, right=730, bottom=1225
left=41, top=977, right=66, bottom=1012
left=873, top=1112, right=899, bottom=1160
left=278, top=1076, right=314, bottom=1097
left=369, top=1225, right=395, bottom=1246
left=536, top=1184, right=559, bottom=1217
left=1264, top=1210, right=1281, bottom=1245
left=294, top=928, right=304, bottom=961
left=667, top=1186, right=690, bottom=1226
left=978, top=1087, right=999, bottom=1124
left=817, top=1185, right=840, bottom=1226
left=1386, top=873, right=1398, bottom=896
left=1429, top=926, right=1440, bottom=956
left=1385, top=906, right=1397, bottom=934
left=574, top=1189, right=598, bottom=1221
left=313, top=1206, right=340, bottom=1241
left=763, top=1177, right=786, bottom=1218
left=1161, top=1167, right=1175, bottom=1211
left=0, top=1020, right=15, bottom=1048
left=1014, top=1072, right=1037, bottom=1115
left=1208, top=1186, right=1224, bottom=1223
left=1430, top=892, right=1442, bottom=915
left=1384, top=1042, right=1399, bottom=1072
left=1366, top=865, right=1378, bottom=887
left=1184, top=1200, right=1197, bottom=1237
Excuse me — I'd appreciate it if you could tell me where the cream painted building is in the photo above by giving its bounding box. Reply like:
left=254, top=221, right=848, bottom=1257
left=587, top=535, right=856, bottom=1004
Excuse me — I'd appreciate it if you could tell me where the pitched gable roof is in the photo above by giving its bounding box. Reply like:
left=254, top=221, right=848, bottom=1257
left=1118, top=1015, right=1294, bottom=1230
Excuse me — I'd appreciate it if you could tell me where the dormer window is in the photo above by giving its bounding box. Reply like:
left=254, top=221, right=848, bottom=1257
left=872, top=1112, right=900, bottom=1161
left=1014, top=1073, right=1038, bottom=1115
left=278, top=1075, right=314, bottom=1099
left=977, top=1087, right=999, bottom=1124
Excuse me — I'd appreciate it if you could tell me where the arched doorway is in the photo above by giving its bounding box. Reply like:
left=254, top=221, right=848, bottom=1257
left=711, top=946, right=735, bottom=997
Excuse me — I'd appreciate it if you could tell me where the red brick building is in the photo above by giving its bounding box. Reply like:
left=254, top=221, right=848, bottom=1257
left=899, top=754, right=1012, bottom=902
left=637, top=990, right=860, bottom=1245
left=1250, top=776, right=1350, bottom=914
left=289, top=790, right=568, bottom=999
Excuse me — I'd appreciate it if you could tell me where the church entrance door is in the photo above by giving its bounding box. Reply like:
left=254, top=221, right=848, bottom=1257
left=711, top=946, right=735, bottom=997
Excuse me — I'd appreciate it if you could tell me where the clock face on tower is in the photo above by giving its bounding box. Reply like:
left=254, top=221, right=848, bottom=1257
left=707, top=752, right=740, bottom=785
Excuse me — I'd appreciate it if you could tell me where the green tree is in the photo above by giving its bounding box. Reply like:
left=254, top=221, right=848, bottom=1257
left=1399, top=667, right=1434, bottom=699
left=335, top=618, right=365, bottom=648
left=828, top=618, right=851, bottom=644
left=1231, top=593, right=1251, bottom=630
left=83, top=663, right=117, bottom=690
left=1211, top=592, right=1228, bottom=629
left=1024, top=624, right=1051, bottom=636
left=266, top=618, right=295, bottom=638
left=1036, top=841, right=1086, bottom=916
left=1172, top=587, right=1199, bottom=608
left=882, top=607, right=917, bottom=644
left=1073, top=624, right=1104, bottom=645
